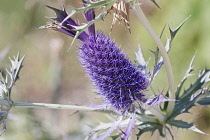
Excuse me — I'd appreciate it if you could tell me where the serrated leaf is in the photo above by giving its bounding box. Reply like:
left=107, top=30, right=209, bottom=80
left=152, top=17, right=189, bottom=81
left=0, top=52, right=26, bottom=135
left=176, top=53, right=196, bottom=99
left=136, top=122, right=165, bottom=139
left=168, top=119, right=193, bottom=129
left=180, top=69, right=210, bottom=100
left=7, top=52, right=25, bottom=90
left=170, top=69, right=209, bottom=118
left=168, top=119, right=206, bottom=135
left=136, top=127, right=156, bottom=139
left=171, top=90, right=203, bottom=118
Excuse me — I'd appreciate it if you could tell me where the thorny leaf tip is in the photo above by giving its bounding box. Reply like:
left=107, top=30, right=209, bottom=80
left=150, top=0, right=161, bottom=9
left=169, top=15, right=191, bottom=41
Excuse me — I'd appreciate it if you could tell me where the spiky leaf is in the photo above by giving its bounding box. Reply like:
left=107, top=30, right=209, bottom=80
left=170, top=69, right=210, bottom=118
left=151, top=17, right=189, bottom=82
left=0, top=52, right=26, bottom=134
left=136, top=122, right=165, bottom=139
left=168, top=119, right=206, bottom=134
left=7, top=52, right=25, bottom=91
left=176, top=53, right=196, bottom=99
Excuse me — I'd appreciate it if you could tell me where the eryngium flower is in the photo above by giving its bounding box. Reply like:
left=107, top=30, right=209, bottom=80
left=42, top=6, right=149, bottom=112
left=79, top=32, right=148, bottom=111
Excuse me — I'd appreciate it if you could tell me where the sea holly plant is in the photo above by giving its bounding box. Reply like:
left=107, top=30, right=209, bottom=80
left=0, top=0, right=210, bottom=140
left=37, top=0, right=210, bottom=139
left=0, top=53, right=25, bottom=134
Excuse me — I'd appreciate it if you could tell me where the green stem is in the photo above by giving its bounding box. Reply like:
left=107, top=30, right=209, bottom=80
left=0, top=99, right=116, bottom=114
left=133, top=5, right=175, bottom=116
left=14, top=102, right=96, bottom=111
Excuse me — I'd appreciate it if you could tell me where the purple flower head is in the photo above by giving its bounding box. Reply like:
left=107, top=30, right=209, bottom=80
left=43, top=5, right=149, bottom=112
left=79, top=32, right=149, bottom=111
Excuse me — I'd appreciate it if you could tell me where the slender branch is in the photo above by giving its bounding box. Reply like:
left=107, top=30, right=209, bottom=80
left=0, top=99, right=117, bottom=115
left=14, top=102, right=96, bottom=111
left=132, top=5, right=175, bottom=116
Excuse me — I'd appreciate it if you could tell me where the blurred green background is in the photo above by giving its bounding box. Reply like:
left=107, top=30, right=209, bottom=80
left=0, top=0, right=210, bottom=139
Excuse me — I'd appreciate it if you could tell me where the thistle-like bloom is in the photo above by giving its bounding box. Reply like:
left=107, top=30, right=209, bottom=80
left=41, top=5, right=149, bottom=112
left=79, top=32, right=149, bottom=111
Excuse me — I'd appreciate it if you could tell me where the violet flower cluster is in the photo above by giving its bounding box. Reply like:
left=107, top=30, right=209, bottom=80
left=43, top=5, right=150, bottom=113
left=79, top=32, right=149, bottom=111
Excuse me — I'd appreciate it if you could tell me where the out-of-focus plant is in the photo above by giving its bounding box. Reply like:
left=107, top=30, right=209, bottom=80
left=0, top=0, right=210, bottom=140
left=0, top=52, right=25, bottom=134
